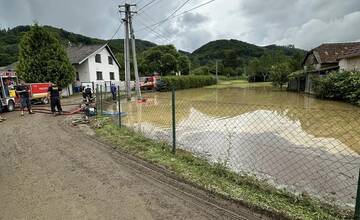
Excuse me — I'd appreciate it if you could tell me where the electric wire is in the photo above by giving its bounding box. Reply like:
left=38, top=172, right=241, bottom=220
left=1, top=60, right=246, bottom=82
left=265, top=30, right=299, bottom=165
left=137, top=0, right=216, bottom=32
left=152, top=0, right=192, bottom=30
left=134, top=15, right=172, bottom=44
left=138, top=0, right=159, bottom=12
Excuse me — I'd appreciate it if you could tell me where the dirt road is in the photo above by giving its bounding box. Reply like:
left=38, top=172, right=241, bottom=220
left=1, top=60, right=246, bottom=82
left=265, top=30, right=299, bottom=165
left=0, top=109, right=268, bottom=220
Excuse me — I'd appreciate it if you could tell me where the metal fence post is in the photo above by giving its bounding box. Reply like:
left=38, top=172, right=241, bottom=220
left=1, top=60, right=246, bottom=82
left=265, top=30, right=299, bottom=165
left=117, top=85, right=121, bottom=127
left=171, top=86, right=176, bottom=154
left=105, top=83, right=107, bottom=100
left=354, top=168, right=360, bottom=219
left=96, top=84, right=99, bottom=112
left=100, top=85, right=103, bottom=116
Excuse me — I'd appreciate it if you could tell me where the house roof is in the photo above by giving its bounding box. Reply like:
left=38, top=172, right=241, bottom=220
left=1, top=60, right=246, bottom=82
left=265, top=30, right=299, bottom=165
left=337, top=44, right=360, bottom=59
left=66, top=44, right=104, bottom=64
left=66, top=44, right=121, bottom=67
left=0, top=61, right=18, bottom=71
left=303, top=42, right=360, bottom=65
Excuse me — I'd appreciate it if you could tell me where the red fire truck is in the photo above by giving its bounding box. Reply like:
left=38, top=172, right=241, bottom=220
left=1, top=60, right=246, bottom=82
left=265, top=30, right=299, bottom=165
left=140, top=75, right=160, bottom=91
left=0, top=70, right=51, bottom=112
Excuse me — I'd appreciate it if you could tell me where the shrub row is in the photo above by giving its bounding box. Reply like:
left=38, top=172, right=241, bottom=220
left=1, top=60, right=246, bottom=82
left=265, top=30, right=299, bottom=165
left=161, top=75, right=217, bottom=91
left=312, top=70, right=360, bottom=105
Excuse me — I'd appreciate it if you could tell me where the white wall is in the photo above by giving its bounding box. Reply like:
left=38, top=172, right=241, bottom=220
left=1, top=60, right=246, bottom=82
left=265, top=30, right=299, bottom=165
left=75, top=59, right=90, bottom=86
left=339, top=56, right=360, bottom=71
left=88, top=47, right=120, bottom=85
left=71, top=46, right=122, bottom=94
left=61, top=84, right=73, bottom=97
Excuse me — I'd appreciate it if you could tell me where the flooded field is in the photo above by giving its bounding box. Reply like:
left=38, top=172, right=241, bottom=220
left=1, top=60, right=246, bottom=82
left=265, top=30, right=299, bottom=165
left=107, top=85, right=360, bottom=206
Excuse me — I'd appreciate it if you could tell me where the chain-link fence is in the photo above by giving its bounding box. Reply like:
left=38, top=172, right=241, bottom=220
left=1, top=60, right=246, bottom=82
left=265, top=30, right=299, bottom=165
left=96, top=86, right=360, bottom=216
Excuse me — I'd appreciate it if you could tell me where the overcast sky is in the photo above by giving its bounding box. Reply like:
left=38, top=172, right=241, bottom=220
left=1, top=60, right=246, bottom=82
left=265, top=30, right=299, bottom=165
left=1, top=0, right=360, bottom=52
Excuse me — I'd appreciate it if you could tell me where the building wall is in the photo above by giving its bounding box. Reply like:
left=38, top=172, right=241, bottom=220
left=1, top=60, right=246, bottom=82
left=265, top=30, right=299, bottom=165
left=339, top=56, right=360, bottom=71
left=75, top=59, right=90, bottom=86
left=87, top=47, right=120, bottom=87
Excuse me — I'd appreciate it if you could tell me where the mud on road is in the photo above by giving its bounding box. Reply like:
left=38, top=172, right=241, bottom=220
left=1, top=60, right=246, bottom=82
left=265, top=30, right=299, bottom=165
left=0, top=107, right=270, bottom=220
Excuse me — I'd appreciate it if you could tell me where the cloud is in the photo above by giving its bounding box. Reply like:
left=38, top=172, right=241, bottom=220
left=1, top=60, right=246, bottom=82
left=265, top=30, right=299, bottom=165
left=178, top=12, right=209, bottom=28
left=238, top=0, right=360, bottom=49
left=274, top=11, right=360, bottom=49
left=0, top=0, right=360, bottom=52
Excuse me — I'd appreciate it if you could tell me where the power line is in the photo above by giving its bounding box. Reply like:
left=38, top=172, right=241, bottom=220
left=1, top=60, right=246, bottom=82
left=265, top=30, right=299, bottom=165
left=135, top=15, right=172, bottom=43
left=158, top=0, right=192, bottom=28
left=138, top=0, right=159, bottom=12
left=105, top=12, right=124, bottom=44
left=135, top=10, right=170, bottom=41
left=137, top=0, right=216, bottom=32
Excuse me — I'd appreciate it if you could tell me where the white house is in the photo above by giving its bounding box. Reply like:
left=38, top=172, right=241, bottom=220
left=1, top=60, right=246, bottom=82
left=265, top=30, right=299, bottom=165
left=65, top=44, right=121, bottom=96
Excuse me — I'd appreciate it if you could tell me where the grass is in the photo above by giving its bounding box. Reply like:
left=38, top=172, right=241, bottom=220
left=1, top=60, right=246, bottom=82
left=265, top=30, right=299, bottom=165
left=205, top=80, right=275, bottom=89
left=93, top=117, right=353, bottom=220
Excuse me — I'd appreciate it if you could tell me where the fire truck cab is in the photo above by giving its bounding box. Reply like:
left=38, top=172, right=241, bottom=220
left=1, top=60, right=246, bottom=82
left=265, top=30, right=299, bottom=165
left=0, top=71, right=19, bottom=112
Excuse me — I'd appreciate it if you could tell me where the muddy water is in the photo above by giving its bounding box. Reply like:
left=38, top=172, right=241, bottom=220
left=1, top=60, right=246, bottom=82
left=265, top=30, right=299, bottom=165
left=108, top=87, right=360, bottom=206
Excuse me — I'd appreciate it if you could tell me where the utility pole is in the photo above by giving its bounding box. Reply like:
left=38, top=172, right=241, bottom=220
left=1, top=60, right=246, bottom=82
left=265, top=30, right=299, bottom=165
left=129, top=13, right=142, bottom=100
left=119, top=3, right=136, bottom=100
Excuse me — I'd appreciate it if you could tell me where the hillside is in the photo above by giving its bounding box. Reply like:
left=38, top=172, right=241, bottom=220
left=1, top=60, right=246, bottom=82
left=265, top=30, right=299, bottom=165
left=0, top=26, right=305, bottom=71
left=0, top=25, right=156, bottom=67
left=191, top=39, right=306, bottom=66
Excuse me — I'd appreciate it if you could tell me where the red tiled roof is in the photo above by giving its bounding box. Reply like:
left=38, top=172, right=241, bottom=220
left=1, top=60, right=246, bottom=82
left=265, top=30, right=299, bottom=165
left=307, top=42, right=360, bottom=64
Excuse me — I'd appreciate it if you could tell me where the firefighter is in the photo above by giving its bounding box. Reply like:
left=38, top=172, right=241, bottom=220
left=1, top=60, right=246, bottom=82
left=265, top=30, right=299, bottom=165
left=111, top=84, right=117, bottom=100
left=82, top=85, right=93, bottom=103
left=47, top=83, right=62, bottom=116
left=16, top=83, right=34, bottom=116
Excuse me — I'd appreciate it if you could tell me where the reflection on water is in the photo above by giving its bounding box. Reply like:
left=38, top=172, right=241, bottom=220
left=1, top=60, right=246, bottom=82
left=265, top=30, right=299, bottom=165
left=107, top=87, right=360, bottom=206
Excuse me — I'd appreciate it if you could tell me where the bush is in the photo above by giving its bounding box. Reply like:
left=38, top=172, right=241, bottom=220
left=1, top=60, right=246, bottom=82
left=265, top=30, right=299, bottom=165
left=312, top=70, right=360, bottom=105
left=161, top=75, right=217, bottom=91
left=192, top=66, right=210, bottom=75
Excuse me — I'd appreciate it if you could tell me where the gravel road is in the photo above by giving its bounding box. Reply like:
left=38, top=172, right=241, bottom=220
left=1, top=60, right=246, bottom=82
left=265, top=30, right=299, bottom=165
left=0, top=108, right=269, bottom=220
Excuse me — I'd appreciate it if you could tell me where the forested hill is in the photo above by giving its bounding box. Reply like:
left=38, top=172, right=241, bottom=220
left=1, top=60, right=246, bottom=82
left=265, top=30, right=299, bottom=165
left=191, top=39, right=306, bottom=66
left=0, top=25, right=305, bottom=70
left=0, top=25, right=156, bottom=67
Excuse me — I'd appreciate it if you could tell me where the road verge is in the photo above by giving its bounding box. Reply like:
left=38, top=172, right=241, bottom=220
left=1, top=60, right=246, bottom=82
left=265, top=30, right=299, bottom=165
left=92, top=117, right=353, bottom=220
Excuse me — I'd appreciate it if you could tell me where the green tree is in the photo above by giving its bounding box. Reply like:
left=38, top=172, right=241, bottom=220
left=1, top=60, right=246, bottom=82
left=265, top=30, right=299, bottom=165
left=17, top=24, right=74, bottom=87
left=140, top=45, right=186, bottom=76
left=160, top=53, right=178, bottom=75
left=192, top=66, right=210, bottom=75
left=289, top=52, right=305, bottom=72
left=223, top=50, right=238, bottom=68
left=178, top=55, right=190, bottom=75
left=247, top=58, right=260, bottom=82
left=223, top=67, right=236, bottom=77
left=269, top=62, right=291, bottom=90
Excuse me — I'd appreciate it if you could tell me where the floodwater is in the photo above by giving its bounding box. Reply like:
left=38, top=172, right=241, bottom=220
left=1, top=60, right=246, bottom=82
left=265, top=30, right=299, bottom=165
left=107, top=86, right=360, bottom=206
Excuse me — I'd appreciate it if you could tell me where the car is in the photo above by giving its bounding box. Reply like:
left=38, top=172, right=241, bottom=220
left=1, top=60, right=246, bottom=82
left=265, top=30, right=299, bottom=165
left=155, top=79, right=168, bottom=92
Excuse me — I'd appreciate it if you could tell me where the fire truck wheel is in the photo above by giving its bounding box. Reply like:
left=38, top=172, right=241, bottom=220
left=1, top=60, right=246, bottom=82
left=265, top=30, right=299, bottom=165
left=7, top=100, right=15, bottom=112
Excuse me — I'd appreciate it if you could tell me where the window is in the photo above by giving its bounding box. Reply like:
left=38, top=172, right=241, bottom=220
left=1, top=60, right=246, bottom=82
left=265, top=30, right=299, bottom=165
left=95, top=54, right=101, bottom=63
left=110, top=72, right=115, bottom=80
left=108, top=56, right=113, bottom=65
left=76, top=72, right=80, bottom=81
left=96, top=71, right=103, bottom=80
